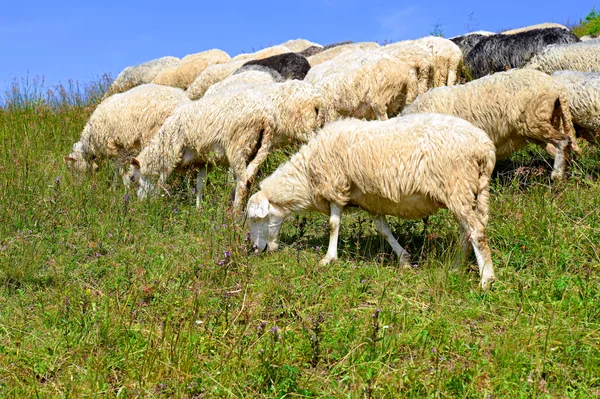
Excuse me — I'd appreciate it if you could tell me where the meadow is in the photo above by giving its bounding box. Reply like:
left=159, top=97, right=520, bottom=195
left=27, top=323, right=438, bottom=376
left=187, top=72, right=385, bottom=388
left=1, top=75, right=600, bottom=398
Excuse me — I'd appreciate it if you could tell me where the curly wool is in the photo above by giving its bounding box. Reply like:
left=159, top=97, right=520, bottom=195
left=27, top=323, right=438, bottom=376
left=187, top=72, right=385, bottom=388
left=307, top=42, right=380, bottom=66
left=236, top=52, right=311, bottom=80
left=185, top=59, right=247, bottom=100
left=308, top=51, right=417, bottom=120
left=552, top=71, right=600, bottom=143
left=248, top=114, right=496, bottom=288
left=465, top=28, right=580, bottom=79
left=525, top=41, right=600, bottom=73
left=402, top=69, right=578, bottom=163
left=205, top=69, right=283, bottom=97
left=66, top=84, right=191, bottom=174
left=151, top=58, right=210, bottom=89
left=131, top=90, right=277, bottom=211
left=105, top=56, right=181, bottom=97
left=231, top=45, right=292, bottom=62
left=181, top=48, right=231, bottom=64
left=279, top=38, right=322, bottom=52
left=501, top=23, right=569, bottom=35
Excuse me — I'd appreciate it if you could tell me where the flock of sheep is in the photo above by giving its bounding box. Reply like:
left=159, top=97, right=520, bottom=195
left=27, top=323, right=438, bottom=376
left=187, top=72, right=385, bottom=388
left=64, top=22, right=600, bottom=290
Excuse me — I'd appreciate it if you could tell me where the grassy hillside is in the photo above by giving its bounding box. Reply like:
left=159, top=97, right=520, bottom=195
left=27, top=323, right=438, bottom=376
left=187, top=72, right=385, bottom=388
left=1, top=77, right=600, bottom=398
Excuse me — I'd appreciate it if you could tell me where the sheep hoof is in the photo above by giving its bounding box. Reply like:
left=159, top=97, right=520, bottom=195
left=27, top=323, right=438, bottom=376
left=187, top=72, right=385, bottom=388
left=550, top=170, right=563, bottom=181
left=319, top=256, right=337, bottom=265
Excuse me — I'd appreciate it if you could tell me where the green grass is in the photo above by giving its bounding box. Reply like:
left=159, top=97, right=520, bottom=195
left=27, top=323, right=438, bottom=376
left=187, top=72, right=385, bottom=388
left=1, top=78, right=600, bottom=398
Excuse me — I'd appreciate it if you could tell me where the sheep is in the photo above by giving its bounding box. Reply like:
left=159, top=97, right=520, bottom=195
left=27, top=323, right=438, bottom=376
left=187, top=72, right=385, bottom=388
left=129, top=90, right=277, bottom=212
left=307, top=42, right=380, bottom=66
left=298, top=45, right=325, bottom=57
left=279, top=38, right=322, bottom=52
left=181, top=48, right=231, bottom=64
left=411, top=36, right=463, bottom=87
left=235, top=52, right=311, bottom=80
left=402, top=69, right=578, bottom=179
left=207, top=80, right=328, bottom=144
left=464, top=28, right=580, bottom=79
left=105, top=56, right=181, bottom=97
left=246, top=114, right=497, bottom=290
left=580, top=35, right=599, bottom=42
left=306, top=51, right=417, bottom=120
left=151, top=58, right=210, bottom=89
left=450, top=33, right=489, bottom=57
left=524, top=41, right=600, bottom=74
left=185, top=59, right=247, bottom=100
left=231, top=45, right=292, bottom=62
left=379, top=41, right=435, bottom=95
left=65, top=84, right=191, bottom=184
left=501, top=23, right=570, bottom=35
left=204, top=68, right=283, bottom=97
left=552, top=71, right=600, bottom=143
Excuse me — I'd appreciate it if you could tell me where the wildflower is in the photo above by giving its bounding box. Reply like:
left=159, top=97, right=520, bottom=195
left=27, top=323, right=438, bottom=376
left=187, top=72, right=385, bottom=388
left=432, top=348, right=437, bottom=353
left=224, top=250, right=231, bottom=258
left=124, top=193, right=130, bottom=204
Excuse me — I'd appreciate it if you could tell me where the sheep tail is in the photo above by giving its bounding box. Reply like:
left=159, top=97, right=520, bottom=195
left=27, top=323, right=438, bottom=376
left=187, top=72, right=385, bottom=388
left=558, top=91, right=580, bottom=155
left=476, top=148, right=495, bottom=228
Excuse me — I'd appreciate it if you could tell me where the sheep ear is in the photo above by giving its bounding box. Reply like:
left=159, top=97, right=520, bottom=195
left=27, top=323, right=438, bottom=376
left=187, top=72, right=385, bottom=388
left=248, top=197, right=269, bottom=218
left=131, top=158, right=141, bottom=167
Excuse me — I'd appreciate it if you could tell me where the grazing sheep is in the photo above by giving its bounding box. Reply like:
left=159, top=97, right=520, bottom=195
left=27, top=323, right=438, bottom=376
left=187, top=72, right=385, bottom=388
left=464, top=28, right=580, bottom=79
left=129, top=91, right=277, bottom=212
left=552, top=71, right=600, bottom=143
left=412, top=36, right=463, bottom=87
left=205, top=68, right=283, bottom=97
left=181, top=48, right=231, bottom=64
left=151, top=58, right=209, bottom=89
left=524, top=41, right=600, bottom=73
left=402, top=69, right=578, bottom=179
left=247, top=114, right=497, bottom=290
left=231, top=45, right=292, bottom=61
left=279, top=38, right=322, bottom=52
left=307, top=51, right=417, bottom=120
left=235, top=52, right=311, bottom=80
left=307, top=42, right=380, bottom=66
left=501, top=23, right=570, bottom=35
left=65, top=84, right=191, bottom=184
left=105, top=56, right=181, bottom=97
left=580, top=35, right=599, bottom=42
left=185, top=59, right=247, bottom=100
left=380, top=41, right=434, bottom=95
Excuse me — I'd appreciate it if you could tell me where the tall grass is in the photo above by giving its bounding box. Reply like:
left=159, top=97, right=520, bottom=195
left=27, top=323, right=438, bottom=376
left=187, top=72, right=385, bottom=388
left=1, top=76, right=600, bottom=397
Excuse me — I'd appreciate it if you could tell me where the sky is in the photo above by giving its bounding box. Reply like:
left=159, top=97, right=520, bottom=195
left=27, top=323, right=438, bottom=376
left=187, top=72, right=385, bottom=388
left=0, top=1, right=595, bottom=90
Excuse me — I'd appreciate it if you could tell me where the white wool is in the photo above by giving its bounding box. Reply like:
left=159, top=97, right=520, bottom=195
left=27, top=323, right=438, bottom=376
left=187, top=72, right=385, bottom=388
left=307, top=42, right=381, bottom=66
left=185, top=59, right=247, bottom=100
left=552, top=71, right=600, bottom=143
left=231, top=45, right=293, bottom=62
left=65, top=84, right=191, bottom=182
left=402, top=69, right=578, bottom=179
left=105, top=56, right=181, bottom=97
left=247, top=113, right=497, bottom=289
left=181, top=48, right=230, bottom=64
left=525, top=41, right=600, bottom=74
left=501, top=23, right=569, bottom=35
left=279, top=38, right=323, bottom=52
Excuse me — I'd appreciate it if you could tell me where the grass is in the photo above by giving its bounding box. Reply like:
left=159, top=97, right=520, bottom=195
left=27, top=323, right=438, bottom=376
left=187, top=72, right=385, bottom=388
left=1, top=77, right=600, bottom=398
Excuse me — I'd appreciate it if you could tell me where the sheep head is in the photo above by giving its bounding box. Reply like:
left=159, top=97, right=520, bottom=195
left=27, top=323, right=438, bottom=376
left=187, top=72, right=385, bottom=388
left=128, top=158, right=156, bottom=199
left=246, top=191, right=290, bottom=253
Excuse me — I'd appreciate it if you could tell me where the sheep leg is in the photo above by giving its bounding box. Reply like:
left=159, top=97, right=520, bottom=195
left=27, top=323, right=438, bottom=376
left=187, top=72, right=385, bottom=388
left=374, top=107, right=388, bottom=121
left=550, top=137, right=570, bottom=180
left=320, top=203, right=343, bottom=265
left=195, top=165, right=208, bottom=208
left=374, top=215, right=410, bottom=264
left=470, top=229, right=495, bottom=291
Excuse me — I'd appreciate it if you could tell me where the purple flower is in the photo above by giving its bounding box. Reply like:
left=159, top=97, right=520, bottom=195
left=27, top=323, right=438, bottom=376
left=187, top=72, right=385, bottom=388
left=173, top=206, right=179, bottom=214
left=432, top=348, right=437, bottom=353
left=124, top=193, right=130, bottom=204
left=218, top=260, right=225, bottom=266
left=224, top=250, right=231, bottom=258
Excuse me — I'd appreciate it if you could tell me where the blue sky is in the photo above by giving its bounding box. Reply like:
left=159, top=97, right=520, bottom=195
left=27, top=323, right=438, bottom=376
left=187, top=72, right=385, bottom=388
left=0, top=1, right=594, bottom=89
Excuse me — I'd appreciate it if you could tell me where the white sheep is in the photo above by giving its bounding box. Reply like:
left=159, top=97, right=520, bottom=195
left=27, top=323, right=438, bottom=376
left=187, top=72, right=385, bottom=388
left=306, top=51, right=417, bottom=120
left=524, top=41, right=600, bottom=74
left=501, top=23, right=570, bottom=35
left=247, top=114, right=497, bottom=290
left=307, top=42, right=381, bottom=66
left=231, top=45, right=292, bottom=62
left=203, top=68, right=283, bottom=97
left=151, top=57, right=210, bottom=89
left=279, top=38, right=322, bottom=52
left=402, top=69, right=578, bottom=179
left=129, top=90, right=277, bottom=212
left=181, top=48, right=231, bottom=64
left=65, top=84, right=191, bottom=184
left=552, top=71, right=600, bottom=143
left=185, top=59, right=247, bottom=100
left=105, top=56, right=181, bottom=97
